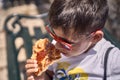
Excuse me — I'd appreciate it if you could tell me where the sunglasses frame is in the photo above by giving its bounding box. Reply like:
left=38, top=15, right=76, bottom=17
left=45, top=25, right=73, bottom=50
left=45, top=25, right=98, bottom=50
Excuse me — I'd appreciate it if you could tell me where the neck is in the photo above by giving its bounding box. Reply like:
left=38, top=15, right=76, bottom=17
left=84, top=43, right=95, bottom=53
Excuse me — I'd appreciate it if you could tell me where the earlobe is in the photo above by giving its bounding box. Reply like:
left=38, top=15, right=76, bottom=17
left=92, top=30, right=103, bottom=44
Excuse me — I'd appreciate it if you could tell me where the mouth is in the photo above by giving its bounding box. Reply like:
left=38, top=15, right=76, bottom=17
left=59, top=50, right=72, bottom=56
left=59, top=48, right=70, bottom=53
left=55, top=44, right=72, bottom=55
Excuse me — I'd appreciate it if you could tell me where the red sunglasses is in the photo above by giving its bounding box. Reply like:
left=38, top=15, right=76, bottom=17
left=45, top=25, right=73, bottom=50
left=45, top=25, right=98, bottom=50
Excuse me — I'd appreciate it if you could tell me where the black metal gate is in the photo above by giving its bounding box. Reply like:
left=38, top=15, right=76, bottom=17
left=4, top=13, right=52, bottom=80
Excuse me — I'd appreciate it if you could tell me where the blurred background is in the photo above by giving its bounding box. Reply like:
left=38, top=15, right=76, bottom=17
left=0, top=0, right=120, bottom=80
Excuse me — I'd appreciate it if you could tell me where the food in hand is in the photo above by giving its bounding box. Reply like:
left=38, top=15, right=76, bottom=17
left=31, top=38, right=61, bottom=76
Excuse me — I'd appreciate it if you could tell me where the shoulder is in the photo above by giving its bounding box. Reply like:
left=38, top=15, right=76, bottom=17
left=109, top=47, right=120, bottom=69
left=94, top=38, right=119, bottom=52
left=93, top=38, right=120, bottom=64
left=100, top=38, right=120, bottom=66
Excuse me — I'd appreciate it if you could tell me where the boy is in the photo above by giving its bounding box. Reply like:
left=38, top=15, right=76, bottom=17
left=25, top=0, right=120, bottom=80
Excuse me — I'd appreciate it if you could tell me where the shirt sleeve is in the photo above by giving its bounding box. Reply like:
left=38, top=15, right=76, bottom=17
left=111, top=48, right=120, bottom=79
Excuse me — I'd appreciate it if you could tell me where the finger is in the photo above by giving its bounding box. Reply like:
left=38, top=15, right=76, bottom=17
left=26, top=68, right=38, bottom=75
left=26, top=59, right=37, bottom=64
left=27, top=76, right=34, bottom=80
left=25, top=63, right=38, bottom=69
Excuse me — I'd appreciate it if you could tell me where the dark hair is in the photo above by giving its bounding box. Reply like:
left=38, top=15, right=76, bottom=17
left=49, top=0, right=109, bottom=34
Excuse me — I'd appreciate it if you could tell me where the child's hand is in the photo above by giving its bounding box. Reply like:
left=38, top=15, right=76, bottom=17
left=25, top=59, right=44, bottom=80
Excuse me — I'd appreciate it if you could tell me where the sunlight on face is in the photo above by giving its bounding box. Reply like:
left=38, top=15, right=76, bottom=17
left=53, top=27, right=93, bottom=57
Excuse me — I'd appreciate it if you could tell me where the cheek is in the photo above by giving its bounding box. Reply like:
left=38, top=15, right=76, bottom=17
left=72, top=41, right=92, bottom=52
left=55, top=42, right=64, bottom=50
left=55, top=42, right=72, bottom=53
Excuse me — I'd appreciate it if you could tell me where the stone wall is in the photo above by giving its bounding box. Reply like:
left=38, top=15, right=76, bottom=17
left=0, top=31, right=8, bottom=80
left=0, top=3, right=39, bottom=80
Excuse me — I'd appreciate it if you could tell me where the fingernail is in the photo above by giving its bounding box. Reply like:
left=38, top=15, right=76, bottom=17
left=34, top=60, right=37, bottom=63
left=34, top=64, right=38, bottom=67
left=30, top=76, right=34, bottom=79
left=35, top=68, right=38, bottom=72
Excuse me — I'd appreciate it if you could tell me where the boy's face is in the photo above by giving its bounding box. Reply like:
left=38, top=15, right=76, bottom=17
left=46, top=25, right=95, bottom=57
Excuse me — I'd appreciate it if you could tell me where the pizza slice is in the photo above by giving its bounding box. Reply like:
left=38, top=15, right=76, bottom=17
left=31, top=38, right=61, bottom=76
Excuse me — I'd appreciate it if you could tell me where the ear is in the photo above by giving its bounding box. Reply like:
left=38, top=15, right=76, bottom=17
left=92, top=30, right=104, bottom=44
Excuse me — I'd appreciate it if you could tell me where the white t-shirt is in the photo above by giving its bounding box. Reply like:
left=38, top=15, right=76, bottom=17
left=48, top=38, right=120, bottom=80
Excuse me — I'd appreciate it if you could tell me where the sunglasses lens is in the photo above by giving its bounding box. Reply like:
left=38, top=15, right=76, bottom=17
left=64, top=45, right=71, bottom=50
left=46, top=25, right=73, bottom=50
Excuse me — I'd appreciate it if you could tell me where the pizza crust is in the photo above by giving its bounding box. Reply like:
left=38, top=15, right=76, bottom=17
left=31, top=38, right=61, bottom=76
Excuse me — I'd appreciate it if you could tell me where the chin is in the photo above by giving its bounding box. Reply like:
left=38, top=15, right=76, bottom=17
left=61, top=52, right=72, bottom=57
left=61, top=52, right=79, bottom=57
left=60, top=49, right=85, bottom=57
left=64, top=51, right=86, bottom=57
